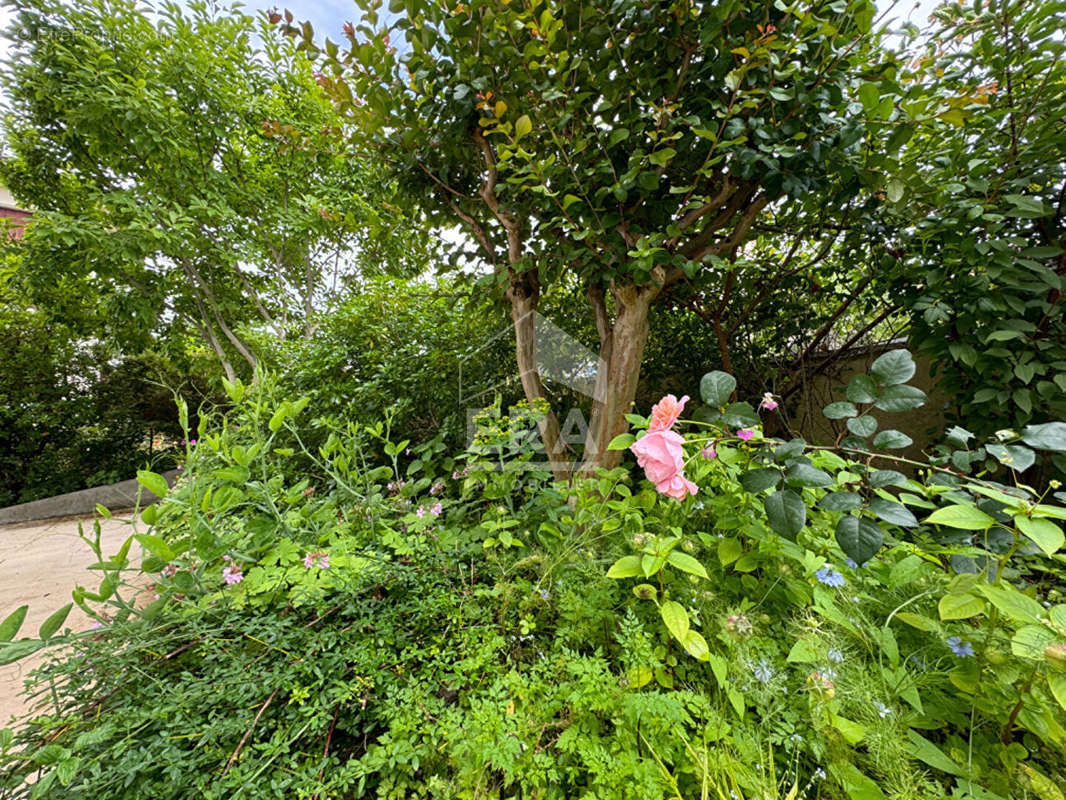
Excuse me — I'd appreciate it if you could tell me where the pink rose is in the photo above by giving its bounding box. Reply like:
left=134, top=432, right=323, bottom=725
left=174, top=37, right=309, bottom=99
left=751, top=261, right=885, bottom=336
left=649, top=394, right=689, bottom=432
left=631, top=430, right=685, bottom=485
left=656, top=473, right=699, bottom=500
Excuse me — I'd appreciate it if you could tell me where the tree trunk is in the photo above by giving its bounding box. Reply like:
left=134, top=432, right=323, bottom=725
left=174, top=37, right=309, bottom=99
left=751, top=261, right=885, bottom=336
left=581, top=282, right=655, bottom=476
left=505, top=271, right=569, bottom=481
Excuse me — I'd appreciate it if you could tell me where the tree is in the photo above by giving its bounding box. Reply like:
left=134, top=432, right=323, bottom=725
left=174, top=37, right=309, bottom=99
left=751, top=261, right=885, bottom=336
left=2, top=0, right=429, bottom=381
left=290, top=0, right=884, bottom=477
left=878, top=0, right=1066, bottom=452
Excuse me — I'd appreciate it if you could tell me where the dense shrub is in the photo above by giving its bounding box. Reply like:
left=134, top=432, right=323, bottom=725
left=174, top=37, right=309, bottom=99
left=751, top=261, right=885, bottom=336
left=3, top=353, right=1065, bottom=799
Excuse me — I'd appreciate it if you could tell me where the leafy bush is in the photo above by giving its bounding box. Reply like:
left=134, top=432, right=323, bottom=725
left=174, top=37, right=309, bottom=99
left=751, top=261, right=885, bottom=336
left=2, top=353, right=1065, bottom=799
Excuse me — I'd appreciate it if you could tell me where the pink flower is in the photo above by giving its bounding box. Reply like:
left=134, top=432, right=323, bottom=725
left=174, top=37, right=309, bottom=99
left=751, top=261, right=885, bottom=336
left=656, top=473, right=699, bottom=500
left=630, top=430, right=698, bottom=501
left=430, top=480, right=445, bottom=495
left=649, top=394, right=689, bottom=432
left=222, top=565, right=243, bottom=585
left=631, top=430, right=686, bottom=485
left=702, top=445, right=717, bottom=459
left=759, top=393, right=778, bottom=411
left=162, top=563, right=177, bottom=578
left=416, top=506, right=426, bottom=518
left=303, top=552, right=315, bottom=569
left=737, top=429, right=756, bottom=441
left=430, top=502, right=443, bottom=517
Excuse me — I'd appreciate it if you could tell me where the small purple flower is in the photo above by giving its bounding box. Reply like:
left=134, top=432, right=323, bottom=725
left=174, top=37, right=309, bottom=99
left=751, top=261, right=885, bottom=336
left=759, top=393, right=779, bottom=411
left=538, top=588, right=550, bottom=600
left=702, top=445, right=717, bottom=459
left=815, top=567, right=845, bottom=587
left=451, top=470, right=461, bottom=480
left=162, top=563, right=177, bottom=578
left=416, top=506, right=426, bottom=518
left=737, top=429, right=756, bottom=441
left=430, top=480, right=445, bottom=495
left=405, top=448, right=412, bottom=456
left=430, top=502, right=443, bottom=517
left=222, top=565, right=243, bottom=585
left=947, top=636, right=974, bottom=658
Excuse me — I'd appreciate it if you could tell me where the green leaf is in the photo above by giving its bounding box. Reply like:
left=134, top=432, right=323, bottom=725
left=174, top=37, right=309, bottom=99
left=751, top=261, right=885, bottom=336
left=648, top=147, right=677, bottom=166
left=846, top=416, right=878, bottom=438
left=682, top=629, right=710, bottom=661
left=718, top=537, right=742, bottom=565
left=886, top=177, right=904, bottom=203
left=39, top=603, right=73, bottom=640
left=823, top=401, right=858, bottom=419
left=875, top=384, right=926, bottom=412
left=699, top=371, right=736, bottom=407
left=872, top=430, right=912, bottom=450
left=868, top=498, right=918, bottom=528
left=660, top=600, right=689, bottom=643
left=786, top=638, right=821, bottom=663
left=905, top=730, right=964, bottom=776
left=135, top=534, right=175, bottom=562
left=895, top=611, right=938, bottom=632
left=1015, top=515, right=1064, bottom=556
left=870, top=350, right=915, bottom=385
left=869, top=470, right=907, bottom=488
left=1011, top=624, right=1055, bottom=659
left=666, top=550, right=708, bottom=578
left=607, top=433, right=635, bottom=451
left=926, top=504, right=996, bottom=530
left=740, top=468, right=780, bottom=493
left=835, top=516, right=883, bottom=564
left=975, top=583, right=1044, bottom=625
left=514, top=113, right=532, bottom=140
left=136, top=470, right=168, bottom=500
left=785, top=463, right=834, bottom=488
left=985, top=444, right=1036, bottom=473
left=938, top=593, right=985, bottom=620
left=763, top=490, right=806, bottom=541
left=1022, top=422, right=1066, bottom=451
left=0, top=606, right=28, bottom=643
left=846, top=375, right=879, bottom=404
left=858, top=81, right=879, bottom=112
left=819, top=491, right=863, bottom=511
left=830, top=714, right=866, bottom=745
left=606, top=555, right=642, bottom=579
left=1049, top=674, right=1066, bottom=714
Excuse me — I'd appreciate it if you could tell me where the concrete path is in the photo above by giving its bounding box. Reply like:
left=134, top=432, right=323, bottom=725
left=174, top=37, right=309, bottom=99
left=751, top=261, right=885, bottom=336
left=0, top=513, right=145, bottom=726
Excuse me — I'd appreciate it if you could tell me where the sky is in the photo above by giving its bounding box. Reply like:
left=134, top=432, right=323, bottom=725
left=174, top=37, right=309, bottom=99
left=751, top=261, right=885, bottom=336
left=0, top=0, right=946, bottom=69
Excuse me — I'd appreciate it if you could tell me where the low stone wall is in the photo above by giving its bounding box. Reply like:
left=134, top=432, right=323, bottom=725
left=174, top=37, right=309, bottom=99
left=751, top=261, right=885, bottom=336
left=0, top=469, right=181, bottom=525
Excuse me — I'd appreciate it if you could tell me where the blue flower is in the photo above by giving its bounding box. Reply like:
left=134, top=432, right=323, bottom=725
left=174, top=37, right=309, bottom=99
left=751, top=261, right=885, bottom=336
left=827, top=647, right=844, bottom=664
left=815, top=568, right=845, bottom=587
left=747, top=658, right=774, bottom=684
left=873, top=701, right=892, bottom=718
left=538, top=588, right=550, bottom=600
left=947, top=636, right=974, bottom=657
left=845, top=558, right=859, bottom=569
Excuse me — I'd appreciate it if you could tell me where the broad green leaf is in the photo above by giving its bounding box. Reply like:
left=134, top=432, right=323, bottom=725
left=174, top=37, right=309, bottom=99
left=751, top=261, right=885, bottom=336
left=925, top=504, right=996, bottom=530
left=870, top=350, right=915, bottom=385
left=830, top=714, right=866, bottom=745
left=975, top=583, right=1044, bottom=625
left=607, top=433, right=635, bottom=451
left=666, top=550, right=708, bottom=578
left=869, top=469, right=907, bottom=488
left=1022, top=422, right=1066, bottom=451
left=718, top=537, right=742, bottom=565
left=514, top=113, right=532, bottom=139
left=135, top=534, right=175, bottom=562
left=785, top=463, right=834, bottom=488
left=39, top=603, right=73, bottom=640
left=606, top=555, right=642, bottom=579
left=868, top=498, right=918, bottom=528
left=872, top=430, right=912, bottom=450
left=764, top=490, right=806, bottom=540
left=699, top=371, right=735, bottom=407
left=681, top=629, right=710, bottom=661
left=986, top=444, right=1036, bottom=473
left=0, top=606, right=28, bottom=643
left=846, top=375, right=878, bottom=404
left=875, top=384, right=926, bottom=413
left=1012, top=625, right=1055, bottom=659
left=1015, top=516, right=1064, bottom=556
left=835, top=516, right=882, bottom=564
left=938, top=592, right=985, bottom=620
left=895, top=611, right=938, bottom=632
left=846, top=416, right=877, bottom=438
left=823, top=401, right=858, bottom=419
left=905, top=730, right=964, bottom=776
left=740, top=468, right=780, bottom=493
left=786, top=638, right=820, bottom=663
left=819, top=491, right=863, bottom=511
left=660, top=600, right=689, bottom=643
left=1049, top=674, right=1066, bottom=714
left=136, top=470, right=168, bottom=500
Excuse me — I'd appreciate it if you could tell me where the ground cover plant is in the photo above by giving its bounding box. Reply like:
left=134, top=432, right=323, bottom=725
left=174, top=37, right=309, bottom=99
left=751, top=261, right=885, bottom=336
left=1, top=351, right=1065, bottom=798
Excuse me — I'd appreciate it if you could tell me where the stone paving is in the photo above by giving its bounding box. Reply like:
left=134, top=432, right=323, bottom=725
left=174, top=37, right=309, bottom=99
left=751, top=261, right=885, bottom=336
left=0, top=513, right=144, bottom=726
